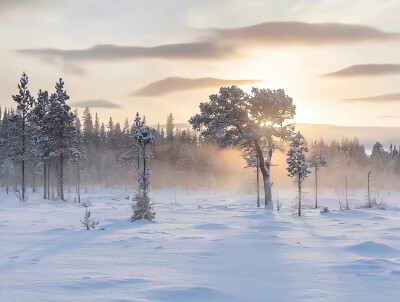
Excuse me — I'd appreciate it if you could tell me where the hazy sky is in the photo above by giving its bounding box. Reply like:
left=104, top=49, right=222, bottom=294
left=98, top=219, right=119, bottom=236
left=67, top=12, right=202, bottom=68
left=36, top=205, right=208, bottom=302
left=1, top=0, right=400, bottom=127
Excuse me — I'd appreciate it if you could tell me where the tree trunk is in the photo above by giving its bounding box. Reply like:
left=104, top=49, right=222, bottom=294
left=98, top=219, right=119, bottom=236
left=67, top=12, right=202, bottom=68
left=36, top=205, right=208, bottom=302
left=43, top=163, right=47, bottom=200
left=22, top=159, right=25, bottom=201
left=77, top=162, right=81, bottom=203
left=368, top=173, right=371, bottom=208
left=5, top=171, right=9, bottom=194
left=345, top=176, right=348, bottom=210
left=298, top=173, right=302, bottom=217
left=314, top=167, right=318, bottom=208
left=256, top=158, right=260, bottom=208
left=32, top=167, right=36, bottom=193
left=51, top=179, right=54, bottom=200
left=60, top=153, right=64, bottom=201
left=22, top=113, right=26, bottom=202
left=253, top=138, right=273, bottom=206
left=47, top=163, right=50, bottom=199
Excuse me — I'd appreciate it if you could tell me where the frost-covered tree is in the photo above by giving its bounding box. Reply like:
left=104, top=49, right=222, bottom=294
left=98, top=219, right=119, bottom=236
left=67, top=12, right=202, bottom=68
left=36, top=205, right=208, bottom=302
left=43, top=79, right=78, bottom=201
left=131, top=113, right=155, bottom=221
left=307, top=141, right=327, bottom=208
left=30, top=89, right=52, bottom=199
left=11, top=72, right=35, bottom=201
left=190, top=86, right=295, bottom=206
left=287, top=132, right=310, bottom=216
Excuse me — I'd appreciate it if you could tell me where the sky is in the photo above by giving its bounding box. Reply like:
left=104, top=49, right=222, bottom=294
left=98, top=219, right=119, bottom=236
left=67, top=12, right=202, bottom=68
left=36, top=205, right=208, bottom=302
left=1, top=0, right=400, bottom=127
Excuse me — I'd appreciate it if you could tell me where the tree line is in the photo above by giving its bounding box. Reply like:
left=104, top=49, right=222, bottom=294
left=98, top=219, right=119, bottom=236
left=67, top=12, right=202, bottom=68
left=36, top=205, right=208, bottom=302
left=1, top=75, right=399, bottom=209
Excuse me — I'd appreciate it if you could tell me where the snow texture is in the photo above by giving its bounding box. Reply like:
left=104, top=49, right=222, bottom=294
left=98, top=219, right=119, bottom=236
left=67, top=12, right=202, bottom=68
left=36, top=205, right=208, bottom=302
left=1, top=188, right=400, bottom=301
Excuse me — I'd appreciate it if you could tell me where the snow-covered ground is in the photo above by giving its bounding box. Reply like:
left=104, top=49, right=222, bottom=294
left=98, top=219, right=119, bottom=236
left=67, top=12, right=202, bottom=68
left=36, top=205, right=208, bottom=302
left=1, top=188, right=399, bottom=302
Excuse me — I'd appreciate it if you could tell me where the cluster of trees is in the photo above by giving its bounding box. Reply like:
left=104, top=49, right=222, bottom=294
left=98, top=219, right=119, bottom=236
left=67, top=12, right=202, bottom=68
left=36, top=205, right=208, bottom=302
left=0, top=73, right=82, bottom=202
left=0, top=74, right=223, bottom=204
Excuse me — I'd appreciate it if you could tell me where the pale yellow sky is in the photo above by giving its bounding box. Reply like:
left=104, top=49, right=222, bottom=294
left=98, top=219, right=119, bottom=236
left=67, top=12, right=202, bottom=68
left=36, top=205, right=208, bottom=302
left=0, top=0, right=399, bottom=127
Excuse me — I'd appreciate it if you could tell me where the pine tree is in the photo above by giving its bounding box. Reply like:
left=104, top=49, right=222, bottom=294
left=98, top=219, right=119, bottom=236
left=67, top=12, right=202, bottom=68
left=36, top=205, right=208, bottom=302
left=190, top=86, right=295, bottom=206
left=11, top=72, right=35, bottom=201
left=287, top=132, right=310, bottom=216
left=131, top=113, right=155, bottom=221
left=44, top=78, right=78, bottom=201
left=30, top=89, right=52, bottom=199
left=166, top=113, right=174, bottom=145
left=83, top=107, right=94, bottom=143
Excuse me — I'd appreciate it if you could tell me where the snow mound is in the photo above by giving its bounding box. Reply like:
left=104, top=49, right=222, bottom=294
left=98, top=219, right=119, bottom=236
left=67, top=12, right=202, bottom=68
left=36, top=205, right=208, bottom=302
left=345, top=241, right=399, bottom=257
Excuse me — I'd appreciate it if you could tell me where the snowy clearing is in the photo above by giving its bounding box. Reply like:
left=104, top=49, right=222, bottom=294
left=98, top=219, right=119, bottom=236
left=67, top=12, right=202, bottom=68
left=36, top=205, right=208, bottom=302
left=1, top=189, right=400, bottom=302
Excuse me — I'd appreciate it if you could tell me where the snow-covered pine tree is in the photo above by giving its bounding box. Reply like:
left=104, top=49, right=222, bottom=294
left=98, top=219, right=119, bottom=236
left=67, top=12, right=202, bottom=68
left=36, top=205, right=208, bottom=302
left=190, top=86, right=295, bottom=206
left=11, top=72, right=35, bottom=201
left=287, top=131, right=310, bottom=216
left=30, top=89, right=52, bottom=199
left=43, top=79, right=78, bottom=201
left=80, top=203, right=97, bottom=230
left=307, top=141, right=327, bottom=208
left=131, top=113, right=155, bottom=221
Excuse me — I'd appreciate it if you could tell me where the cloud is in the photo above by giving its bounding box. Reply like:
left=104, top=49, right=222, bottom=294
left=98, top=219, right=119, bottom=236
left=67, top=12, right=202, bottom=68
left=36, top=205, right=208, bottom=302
left=17, top=42, right=235, bottom=62
left=341, top=93, right=400, bottom=103
left=62, top=63, right=86, bottom=76
left=321, top=64, right=400, bottom=77
left=0, top=0, right=46, bottom=14
left=132, top=77, right=262, bottom=96
left=0, top=0, right=32, bottom=9
left=377, top=115, right=400, bottom=118
left=16, top=21, right=400, bottom=75
left=206, top=22, right=400, bottom=46
left=70, top=99, right=121, bottom=108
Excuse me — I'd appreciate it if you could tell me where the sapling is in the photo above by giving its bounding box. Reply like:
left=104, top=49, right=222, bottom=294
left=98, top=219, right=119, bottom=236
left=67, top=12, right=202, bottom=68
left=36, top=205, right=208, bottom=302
left=80, top=203, right=97, bottom=230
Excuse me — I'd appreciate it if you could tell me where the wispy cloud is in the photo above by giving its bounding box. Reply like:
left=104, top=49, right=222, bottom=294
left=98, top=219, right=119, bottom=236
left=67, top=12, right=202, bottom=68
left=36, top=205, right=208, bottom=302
left=16, top=21, right=400, bottom=75
left=341, top=93, right=400, bottom=103
left=132, top=77, right=262, bottom=96
left=377, top=115, right=400, bottom=118
left=206, top=22, right=400, bottom=46
left=321, top=64, right=400, bottom=77
left=17, top=42, right=235, bottom=62
left=70, top=99, right=121, bottom=108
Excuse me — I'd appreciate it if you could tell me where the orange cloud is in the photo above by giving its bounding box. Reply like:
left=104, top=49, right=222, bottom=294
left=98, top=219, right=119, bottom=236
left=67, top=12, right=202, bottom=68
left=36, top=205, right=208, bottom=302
left=132, top=77, right=262, bottom=96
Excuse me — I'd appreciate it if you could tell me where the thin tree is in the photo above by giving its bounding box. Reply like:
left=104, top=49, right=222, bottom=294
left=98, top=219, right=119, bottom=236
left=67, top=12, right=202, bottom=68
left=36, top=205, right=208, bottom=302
left=307, top=141, right=327, bottom=208
left=44, top=79, right=77, bottom=201
left=131, top=113, right=155, bottom=221
left=11, top=72, right=35, bottom=201
left=286, top=132, right=310, bottom=216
